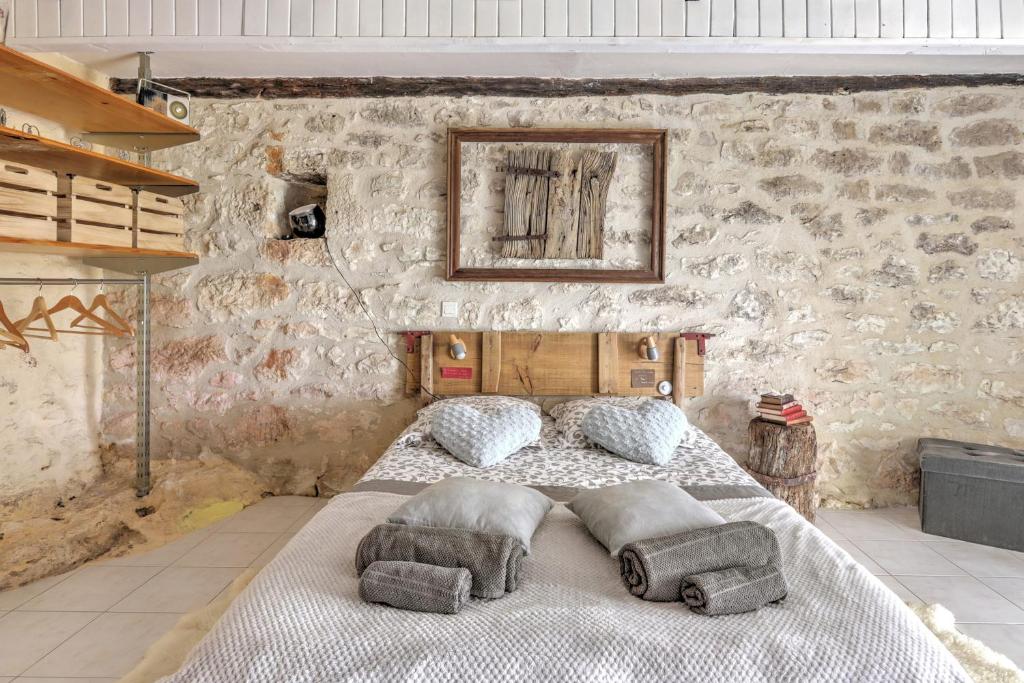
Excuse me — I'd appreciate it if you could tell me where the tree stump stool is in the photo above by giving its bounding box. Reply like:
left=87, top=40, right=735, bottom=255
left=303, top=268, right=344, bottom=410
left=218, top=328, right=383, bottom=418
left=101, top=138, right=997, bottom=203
left=746, top=419, right=818, bottom=522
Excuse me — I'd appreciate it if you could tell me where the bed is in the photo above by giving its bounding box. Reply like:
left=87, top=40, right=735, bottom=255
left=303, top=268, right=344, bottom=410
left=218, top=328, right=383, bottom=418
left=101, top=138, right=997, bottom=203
left=162, top=408, right=968, bottom=682
left=359, top=411, right=759, bottom=491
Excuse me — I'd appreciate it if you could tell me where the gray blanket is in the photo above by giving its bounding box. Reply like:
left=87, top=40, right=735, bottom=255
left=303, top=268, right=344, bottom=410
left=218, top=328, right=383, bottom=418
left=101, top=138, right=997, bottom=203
left=682, top=564, right=788, bottom=615
left=359, top=560, right=472, bottom=614
left=619, top=521, right=782, bottom=601
left=355, top=523, right=523, bottom=599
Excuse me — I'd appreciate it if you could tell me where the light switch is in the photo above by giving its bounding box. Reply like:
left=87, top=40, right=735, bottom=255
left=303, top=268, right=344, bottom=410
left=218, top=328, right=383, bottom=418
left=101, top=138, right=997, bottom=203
left=441, top=301, right=459, bottom=317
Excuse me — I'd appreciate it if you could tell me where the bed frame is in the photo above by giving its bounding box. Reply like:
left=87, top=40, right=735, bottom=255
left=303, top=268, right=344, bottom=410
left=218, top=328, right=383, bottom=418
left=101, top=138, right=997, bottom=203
left=403, top=331, right=709, bottom=407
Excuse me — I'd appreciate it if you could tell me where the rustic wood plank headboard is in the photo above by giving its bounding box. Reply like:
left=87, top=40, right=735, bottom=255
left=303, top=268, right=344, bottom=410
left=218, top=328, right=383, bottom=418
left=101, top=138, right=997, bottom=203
left=404, top=331, right=707, bottom=407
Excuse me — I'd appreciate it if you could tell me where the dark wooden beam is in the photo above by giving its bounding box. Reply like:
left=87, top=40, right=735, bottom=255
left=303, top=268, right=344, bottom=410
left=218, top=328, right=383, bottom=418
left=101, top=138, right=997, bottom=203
left=110, top=74, right=1024, bottom=99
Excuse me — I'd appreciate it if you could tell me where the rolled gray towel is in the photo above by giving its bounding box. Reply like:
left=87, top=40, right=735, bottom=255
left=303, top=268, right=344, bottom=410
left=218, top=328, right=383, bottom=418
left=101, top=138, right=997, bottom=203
left=619, top=521, right=781, bottom=601
left=359, top=560, right=472, bottom=614
left=355, top=523, right=523, bottom=599
left=681, top=564, right=788, bottom=615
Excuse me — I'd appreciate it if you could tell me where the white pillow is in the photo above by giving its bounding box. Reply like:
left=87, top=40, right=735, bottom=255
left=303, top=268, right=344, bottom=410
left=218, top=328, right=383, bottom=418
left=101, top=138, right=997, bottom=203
left=431, top=404, right=541, bottom=468
left=582, top=400, right=687, bottom=466
left=567, top=480, right=726, bottom=556
left=389, top=477, right=553, bottom=553
left=548, top=397, right=650, bottom=448
left=412, top=396, right=541, bottom=436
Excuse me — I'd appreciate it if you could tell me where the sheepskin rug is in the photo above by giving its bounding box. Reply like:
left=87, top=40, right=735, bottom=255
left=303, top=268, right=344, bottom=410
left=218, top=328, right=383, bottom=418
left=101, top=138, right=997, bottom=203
left=120, top=569, right=256, bottom=683
left=909, top=603, right=1024, bottom=683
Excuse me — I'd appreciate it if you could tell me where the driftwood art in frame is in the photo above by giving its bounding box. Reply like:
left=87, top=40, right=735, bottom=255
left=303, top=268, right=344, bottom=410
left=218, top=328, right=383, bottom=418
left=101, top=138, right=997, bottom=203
left=499, top=148, right=617, bottom=260
left=403, top=331, right=708, bottom=408
left=446, top=128, right=668, bottom=283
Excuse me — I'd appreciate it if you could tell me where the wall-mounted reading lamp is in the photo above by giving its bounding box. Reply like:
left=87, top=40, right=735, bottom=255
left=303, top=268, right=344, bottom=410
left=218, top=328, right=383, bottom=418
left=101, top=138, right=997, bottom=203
left=449, top=334, right=467, bottom=360
left=638, top=335, right=659, bottom=361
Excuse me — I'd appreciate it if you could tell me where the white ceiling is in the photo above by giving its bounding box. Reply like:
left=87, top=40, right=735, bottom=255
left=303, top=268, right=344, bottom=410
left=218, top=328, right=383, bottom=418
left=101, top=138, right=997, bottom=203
left=12, top=37, right=1024, bottom=79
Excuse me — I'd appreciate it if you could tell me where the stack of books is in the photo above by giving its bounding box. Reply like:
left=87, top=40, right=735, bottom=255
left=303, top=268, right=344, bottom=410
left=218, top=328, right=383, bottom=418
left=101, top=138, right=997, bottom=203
left=756, top=393, right=813, bottom=426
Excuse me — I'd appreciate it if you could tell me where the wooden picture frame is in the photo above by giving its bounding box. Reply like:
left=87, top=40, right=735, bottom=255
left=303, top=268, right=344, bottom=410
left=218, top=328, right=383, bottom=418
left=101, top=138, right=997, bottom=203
left=446, top=128, right=668, bottom=283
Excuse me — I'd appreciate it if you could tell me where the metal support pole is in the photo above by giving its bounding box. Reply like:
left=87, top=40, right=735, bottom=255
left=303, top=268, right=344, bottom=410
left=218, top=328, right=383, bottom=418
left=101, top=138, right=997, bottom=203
left=136, top=52, right=153, bottom=168
left=135, top=272, right=152, bottom=497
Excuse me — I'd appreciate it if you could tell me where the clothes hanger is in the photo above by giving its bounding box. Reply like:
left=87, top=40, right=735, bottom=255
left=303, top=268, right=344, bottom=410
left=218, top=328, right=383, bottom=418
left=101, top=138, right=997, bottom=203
left=0, top=301, right=31, bottom=352
left=14, top=295, right=59, bottom=341
left=67, top=292, right=134, bottom=337
left=42, top=294, right=131, bottom=337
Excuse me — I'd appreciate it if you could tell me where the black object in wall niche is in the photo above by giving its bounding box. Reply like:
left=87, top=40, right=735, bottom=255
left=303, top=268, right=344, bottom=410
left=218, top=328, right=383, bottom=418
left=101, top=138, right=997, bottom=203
left=269, top=168, right=327, bottom=239
left=289, top=204, right=326, bottom=238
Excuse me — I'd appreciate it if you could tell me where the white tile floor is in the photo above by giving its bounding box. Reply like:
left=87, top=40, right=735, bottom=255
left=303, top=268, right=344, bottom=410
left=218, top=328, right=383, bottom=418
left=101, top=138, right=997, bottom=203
left=816, top=507, right=1024, bottom=667
left=1, top=499, right=1022, bottom=680
left=0, top=495, right=326, bottom=682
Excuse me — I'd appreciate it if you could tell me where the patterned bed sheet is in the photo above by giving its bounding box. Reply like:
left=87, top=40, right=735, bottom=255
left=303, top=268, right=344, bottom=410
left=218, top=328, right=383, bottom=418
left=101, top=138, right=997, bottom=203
left=359, top=414, right=759, bottom=489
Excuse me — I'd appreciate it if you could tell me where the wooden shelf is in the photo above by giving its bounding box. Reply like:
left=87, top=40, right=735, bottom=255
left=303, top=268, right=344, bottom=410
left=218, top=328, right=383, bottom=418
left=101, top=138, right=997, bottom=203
left=0, top=46, right=199, bottom=152
left=0, top=236, right=198, bottom=274
left=0, top=46, right=200, bottom=275
left=0, top=127, right=199, bottom=197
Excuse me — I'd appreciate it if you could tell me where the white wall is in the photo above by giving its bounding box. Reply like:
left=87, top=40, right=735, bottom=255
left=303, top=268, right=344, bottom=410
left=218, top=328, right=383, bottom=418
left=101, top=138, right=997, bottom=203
left=0, top=54, right=112, bottom=501
left=0, top=258, right=106, bottom=501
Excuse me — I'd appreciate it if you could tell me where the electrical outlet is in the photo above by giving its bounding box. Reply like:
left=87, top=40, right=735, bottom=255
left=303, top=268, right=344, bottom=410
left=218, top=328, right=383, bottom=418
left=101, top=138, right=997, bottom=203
left=441, top=301, right=459, bottom=318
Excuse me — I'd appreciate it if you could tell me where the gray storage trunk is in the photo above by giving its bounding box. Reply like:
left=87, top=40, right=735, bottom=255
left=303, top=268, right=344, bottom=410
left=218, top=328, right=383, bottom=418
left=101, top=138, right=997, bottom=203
left=918, top=438, right=1024, bottom=552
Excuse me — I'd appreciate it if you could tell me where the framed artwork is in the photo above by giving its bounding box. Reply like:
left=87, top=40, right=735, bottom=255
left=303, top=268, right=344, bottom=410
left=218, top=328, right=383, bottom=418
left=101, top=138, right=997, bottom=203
left=446, top=128, right=667, bottom=283
left=0, top=0, right=9, bottom=43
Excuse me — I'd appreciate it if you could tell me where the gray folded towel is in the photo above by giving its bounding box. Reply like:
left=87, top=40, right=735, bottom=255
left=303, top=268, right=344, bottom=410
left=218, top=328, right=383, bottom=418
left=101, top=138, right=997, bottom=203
left=619, top=521, right=781, bottom=601
left=359, top=560, right=472, bottom=614
left=355, top=523, right=523, bottom=599
left=681, top=564, right=788, bottom=615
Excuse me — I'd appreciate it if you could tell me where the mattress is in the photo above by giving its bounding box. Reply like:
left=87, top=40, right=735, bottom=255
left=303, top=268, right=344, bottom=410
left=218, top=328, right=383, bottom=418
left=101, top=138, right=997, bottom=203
left=360, top=414, right=759, bottom=490
left=162, top=403, right=969, bottom=682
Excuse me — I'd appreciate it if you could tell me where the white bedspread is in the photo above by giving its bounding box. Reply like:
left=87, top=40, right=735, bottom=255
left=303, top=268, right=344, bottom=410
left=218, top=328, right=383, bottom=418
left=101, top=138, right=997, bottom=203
left=361, top=416, right=759, bottom=489
left=163, top=492, right=968, bottom=683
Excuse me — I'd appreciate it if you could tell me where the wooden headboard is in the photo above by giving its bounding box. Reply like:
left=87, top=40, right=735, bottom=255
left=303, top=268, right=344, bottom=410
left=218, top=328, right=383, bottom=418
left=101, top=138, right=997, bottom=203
left=404, top=331, right=709, bottom=407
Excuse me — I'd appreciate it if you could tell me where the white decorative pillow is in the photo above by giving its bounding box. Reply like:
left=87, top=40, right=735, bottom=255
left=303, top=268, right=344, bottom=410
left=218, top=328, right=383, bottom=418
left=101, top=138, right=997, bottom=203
left=431, top=404, right=541, bottom=468
left=412, top=396, right=541, bottom=436
left=389, top=477, right=553, bottom=553
left=548, top=397, right=650, bottom=448
left=582, top=400, right=688, bottom=466
left=567, top=480, right=725, bottom=556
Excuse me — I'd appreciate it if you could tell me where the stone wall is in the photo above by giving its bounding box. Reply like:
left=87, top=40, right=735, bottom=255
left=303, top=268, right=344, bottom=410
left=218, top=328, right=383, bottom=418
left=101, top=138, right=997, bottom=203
left=104, top=86, right=1024, bottom=506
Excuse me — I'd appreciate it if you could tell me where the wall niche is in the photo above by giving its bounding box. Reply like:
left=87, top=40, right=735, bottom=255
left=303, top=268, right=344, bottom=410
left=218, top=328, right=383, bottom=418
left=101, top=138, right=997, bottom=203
left=262, top=159, right=332, bottom=266
left=273, top=170, right=328, bottom=238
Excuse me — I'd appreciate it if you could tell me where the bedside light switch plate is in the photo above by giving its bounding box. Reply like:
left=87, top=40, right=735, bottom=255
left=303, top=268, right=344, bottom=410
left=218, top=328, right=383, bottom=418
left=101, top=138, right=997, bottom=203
left=441, top=301, right=458, bottom=317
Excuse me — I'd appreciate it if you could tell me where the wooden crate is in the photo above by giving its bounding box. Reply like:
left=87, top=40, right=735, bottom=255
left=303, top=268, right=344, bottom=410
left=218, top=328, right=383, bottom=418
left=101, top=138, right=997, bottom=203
left=136, top=191, right=184, bottom=251
left=60, top=175, right=135, bottom=247
left=0, top=161, right=60, bottom=241
left=59, top=177, right=186, bottom=251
